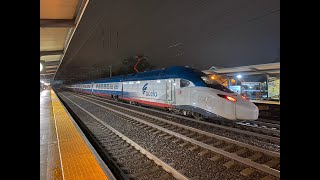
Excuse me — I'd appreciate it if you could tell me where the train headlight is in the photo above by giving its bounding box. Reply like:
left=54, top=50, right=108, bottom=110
left=217, top=94, right=237, bottom=102
left=241, top=95, right=248, bottom=100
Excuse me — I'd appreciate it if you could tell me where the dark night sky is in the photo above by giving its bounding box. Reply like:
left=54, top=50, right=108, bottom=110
left=56, top=0, right=280, bottom=80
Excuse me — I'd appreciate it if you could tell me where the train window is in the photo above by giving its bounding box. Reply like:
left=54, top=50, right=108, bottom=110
left=180, top=79, right=190, bottom=88
left=106, top=84, right=110, bottom=89
left=201, top=76, right=234, bottom=93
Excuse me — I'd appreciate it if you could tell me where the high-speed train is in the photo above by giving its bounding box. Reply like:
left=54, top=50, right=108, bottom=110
left=65, top=66, right=259, bottom=121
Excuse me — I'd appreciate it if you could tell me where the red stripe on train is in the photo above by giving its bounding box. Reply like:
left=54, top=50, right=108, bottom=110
left=122, top=97, right=173, bottom=108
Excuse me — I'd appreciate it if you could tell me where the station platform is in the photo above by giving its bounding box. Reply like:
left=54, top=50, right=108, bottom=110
left=40, top=88, right=115, bottom=180
left=251, top=100, right=280, bottom=120
left=251, top=100, right=280, bottom=105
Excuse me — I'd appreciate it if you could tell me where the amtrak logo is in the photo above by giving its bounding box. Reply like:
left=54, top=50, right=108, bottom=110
left=142, top=83, right=157, bottom=97
left=142, top=83, right=148, bottom=94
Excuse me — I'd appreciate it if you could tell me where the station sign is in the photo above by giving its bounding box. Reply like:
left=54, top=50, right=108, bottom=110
left=268, top=77, right=280, bottom=100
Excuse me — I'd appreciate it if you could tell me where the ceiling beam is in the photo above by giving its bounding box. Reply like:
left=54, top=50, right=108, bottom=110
left=40, top=19, right=75, bottom=28
left=42, top=61, right=60, bottom=66
left=45, top=66, right=57, bottom=70
left=40, top=50, right=64, bottom=57
left=40, top=73, right=55, bottom=75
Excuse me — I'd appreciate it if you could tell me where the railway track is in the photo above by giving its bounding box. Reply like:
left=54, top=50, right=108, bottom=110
left=237, top=120, right=280, bottom=132
left=63, top=91, right=280, bottom=179
left=59, top=93, right=186, bottom=180
left=72, top=92, right=280, bottom=145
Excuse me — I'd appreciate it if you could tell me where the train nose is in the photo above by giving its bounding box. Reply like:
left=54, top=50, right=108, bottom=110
left=235, top=97, right=259, bottom=120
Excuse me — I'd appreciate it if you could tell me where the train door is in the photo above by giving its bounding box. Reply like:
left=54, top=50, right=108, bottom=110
left=91, top=83, right=94, bottom=95
left=166, top=79, right=173, bottom=104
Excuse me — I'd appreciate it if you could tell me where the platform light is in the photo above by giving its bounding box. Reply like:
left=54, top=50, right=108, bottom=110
left=40, top=63, right=43, bottom=71
left=41, top=81, right=44, bottom=83
left=210, top=75, right=215, bottom=80
left=236, top=74, right=242, bottom=79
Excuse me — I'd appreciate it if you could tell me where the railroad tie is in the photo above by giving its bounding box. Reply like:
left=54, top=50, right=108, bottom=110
left=178, top=169, right=186, bottom=174
left=162, top=124, right=172, bottom=128
left=144, top=126, right=153, bottom=131
left=210, top=141, right=224, bottom=147
left=261, top=175, right=277, bottom=180
left=189, top=176, right=200, bottom=180
left=240, top=168, right=256, bottom=176
left=223, top=160, right=236, bottom=169
left=180, top=130, right=191, bottom=135
left=209, top=155, right=223, bottom=162
left=110, top=146, right=132, bottom=154
left=168, top=162, right=175, bottom=167
left=138, top=124, right=148, bottom=128
left=179, top=141, right=190, bottom=148
left=116, top=155, right=144, bottom=164
left=201, top=138, right=213, bottom=144
left=188, top=145, right=200, bottom=152
left=153, top=130, right=162, bottom=135
left=107, top=144, right=130, bottom=151
left=186, top=132, right=197, bottom=137
left=234, top=148, right=248, bottom=156
left=198, top=150, right=209, bottom=156
left=153, top=173, right=171, bottom=180
left=193, top=135, right=204, bottom=140
left=127, top=166, right=161, bottom=178
left=159, top=132, right=168, bottom=137
left=164, top=135, right=174, bottom=140
left=172, top=138, right=182, bottom=143
left=121, top=160, right=152, bottom=171
left=248, top=153, right=263, bottom=161
left=105, top=141, right=124, bottom=147
left=102, top=137, right=120, bottom=143
left=148, top=128, right=158, bottom=132
left=264, top=158, right=280, bottom=168
left=222, top=144, right=234, bottom=151
left=112, top=151, right=138, bottom=159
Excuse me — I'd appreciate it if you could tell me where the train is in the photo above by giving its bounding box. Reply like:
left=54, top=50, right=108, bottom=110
left=64, top=66, right=259, bottom=121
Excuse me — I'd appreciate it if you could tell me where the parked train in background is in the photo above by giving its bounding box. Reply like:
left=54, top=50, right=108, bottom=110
left=64, top=66, right=259, bottom=121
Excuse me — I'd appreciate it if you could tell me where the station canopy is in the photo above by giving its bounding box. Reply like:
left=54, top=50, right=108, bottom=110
left=40, top=0, right=88, bottom=83
left=203, top=62, right=280, bottom=77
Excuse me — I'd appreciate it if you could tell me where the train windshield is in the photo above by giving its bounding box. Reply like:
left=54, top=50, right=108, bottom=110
left=201, top=76, right=234, bottom=93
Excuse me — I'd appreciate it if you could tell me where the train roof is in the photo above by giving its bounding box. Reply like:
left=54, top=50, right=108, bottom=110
left=77, top=66, right=207, bottom=86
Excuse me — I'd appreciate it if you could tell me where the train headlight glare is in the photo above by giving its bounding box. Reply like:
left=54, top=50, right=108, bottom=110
left=241, top=95, right=248, bottom=100
left=217, top=94, right=237, bottom=102
left=226, top=96, right=237, bottom=102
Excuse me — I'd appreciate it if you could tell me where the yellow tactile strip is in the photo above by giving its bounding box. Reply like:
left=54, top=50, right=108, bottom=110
left=51, top=90, right=108, bottom=180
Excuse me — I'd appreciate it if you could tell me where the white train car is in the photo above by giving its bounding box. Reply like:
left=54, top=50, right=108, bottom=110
left=65, top=66, right=259, bottom=121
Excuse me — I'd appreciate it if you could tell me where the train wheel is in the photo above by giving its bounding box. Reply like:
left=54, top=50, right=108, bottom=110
left=192, top=112, right=204, bottom=121
left=114, top=95, right=119, bottom=101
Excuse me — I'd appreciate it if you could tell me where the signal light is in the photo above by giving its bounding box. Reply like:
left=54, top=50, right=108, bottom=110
left=218, top=94, right=237, bottom=102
